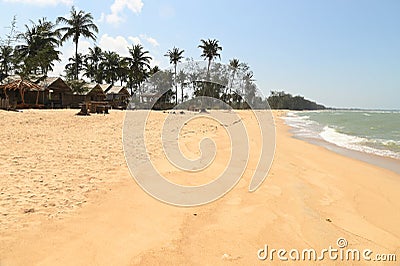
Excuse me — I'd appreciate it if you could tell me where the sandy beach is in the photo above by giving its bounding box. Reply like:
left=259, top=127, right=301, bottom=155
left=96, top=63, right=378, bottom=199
left=0, top=109, right=399, bottom=265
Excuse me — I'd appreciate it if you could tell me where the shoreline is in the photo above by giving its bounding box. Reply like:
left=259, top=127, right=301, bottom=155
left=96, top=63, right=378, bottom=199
left=282, top=110, right=400, bottom=175
left=1, top=109, right=400, bottom=265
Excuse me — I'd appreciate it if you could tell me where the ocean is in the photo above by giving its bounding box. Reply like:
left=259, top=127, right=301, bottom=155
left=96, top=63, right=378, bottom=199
left=284, top=110, right=400, bottom=160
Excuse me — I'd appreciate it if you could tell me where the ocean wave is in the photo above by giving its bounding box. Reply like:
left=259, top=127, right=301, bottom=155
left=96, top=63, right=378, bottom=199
left=283, top=112, right=320, bottom=138
left=319, top=126, right=400, bottom=159
left=365, top=110, right=400, bottom=114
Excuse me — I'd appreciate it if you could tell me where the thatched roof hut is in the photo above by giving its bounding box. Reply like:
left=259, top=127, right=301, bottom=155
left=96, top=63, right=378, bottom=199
left=38, top=77, right=71, bottom=92
left=73, top=83, right=106, bottom=103
left=37, top=77, right=73, bottom=107
left=105, top=85, right=130, bottom=109
left=0, top=79, right=43, bottom=107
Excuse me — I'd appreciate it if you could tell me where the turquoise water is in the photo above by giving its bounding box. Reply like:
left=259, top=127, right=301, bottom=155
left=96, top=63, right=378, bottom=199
left=284, top=110, right=400, bottom=159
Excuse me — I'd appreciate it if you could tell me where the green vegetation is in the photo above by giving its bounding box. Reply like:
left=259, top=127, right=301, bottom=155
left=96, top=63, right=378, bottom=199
left=267, top=91, right=326, bottom=110
left=165, top=47, right=184, bottom=105
left=198, top=39, right=222, bottom=75
left=0, top=7, right=325, bottom=111
left=56, top=6, right=98, bottom=80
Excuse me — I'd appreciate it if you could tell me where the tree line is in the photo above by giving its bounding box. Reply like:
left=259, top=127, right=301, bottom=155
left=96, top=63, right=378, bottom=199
left=267, top=91, right=326, bottom=110
left=0, top=7, right=253, bottom=97
left=0, top=6, right=324, bottom=110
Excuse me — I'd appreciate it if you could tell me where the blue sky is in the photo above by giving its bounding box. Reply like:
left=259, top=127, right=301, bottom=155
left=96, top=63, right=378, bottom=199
left=0, top=0, right=399, bottom=109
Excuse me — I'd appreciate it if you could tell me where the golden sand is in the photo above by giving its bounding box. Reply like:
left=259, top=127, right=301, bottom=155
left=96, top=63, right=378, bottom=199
left=0, top=109, right=399, bottom=265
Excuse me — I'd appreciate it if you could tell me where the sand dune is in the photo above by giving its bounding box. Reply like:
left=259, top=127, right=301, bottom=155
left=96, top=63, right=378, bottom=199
left=0, top=109, right=399, bottom=265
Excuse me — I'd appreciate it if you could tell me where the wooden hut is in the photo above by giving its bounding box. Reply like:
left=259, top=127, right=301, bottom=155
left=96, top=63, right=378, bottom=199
left=105, top=85, right=130, bottom=109
left=0, top=79, right=43, bottom=109
left=72, top=83, right=106, bottom=103
left=37, top=77, right=73, bottom=108
left=72, top=83, right=107, bottom=113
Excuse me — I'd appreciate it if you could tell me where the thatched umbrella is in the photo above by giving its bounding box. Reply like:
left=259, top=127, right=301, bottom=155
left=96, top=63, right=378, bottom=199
left=0, top=79, right=43, bottom=106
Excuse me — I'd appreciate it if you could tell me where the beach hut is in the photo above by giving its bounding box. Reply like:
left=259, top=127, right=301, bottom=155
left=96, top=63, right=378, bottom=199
left=0, top=79, right=43, bottom=109
left=72, top=83, right=108, bottom=113
left=37, top=77, right=73, bottom=108
left=72, top=83, right=106, bottom=103
left=105, top=85, right=130, bottom=109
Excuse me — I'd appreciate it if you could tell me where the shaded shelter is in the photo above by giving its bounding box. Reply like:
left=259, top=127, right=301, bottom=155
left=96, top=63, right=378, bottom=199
left=72, top=83, right=106, bottom=105
left=37, top=77, right=73, bottom=108
left=0, top=79, right=43, bottom=108
left=105, top=85, right=130, bottom=109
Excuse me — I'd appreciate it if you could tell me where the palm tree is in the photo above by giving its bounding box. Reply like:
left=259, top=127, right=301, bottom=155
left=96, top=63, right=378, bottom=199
left=176, top=70, right=187, bottom=103
left=150, top=65, right=160, bottom=75
left=198, top=39, right=222, bottom=77
left=227, top=58, right=241, bottom=105
left=126, top=44, right=151, bottom=96
left=82, top=61, right=96, bottom=82
left=15, top=18, right=61, bottom=76
left=85, top=46, right=104, bottom=83
left=165, top=47, right=184, bottom=105
left=57, top=6, right=98, bottom=80
left=0, top=45, right=13, bottom=79
left=198, top=39, right=222, bottom=111
left=101, top=51, right=120, bottom=85
left=116, top=57, right=129, bottom=86
left=242, top=71, right=255, bottom=108
left=65, top=53, right=84, bottom=80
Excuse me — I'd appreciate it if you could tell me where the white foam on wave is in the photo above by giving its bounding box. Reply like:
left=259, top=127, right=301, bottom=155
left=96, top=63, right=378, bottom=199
left=283, top=112, right=320, bottom=138
left=319, top=126, right=400, bottom=159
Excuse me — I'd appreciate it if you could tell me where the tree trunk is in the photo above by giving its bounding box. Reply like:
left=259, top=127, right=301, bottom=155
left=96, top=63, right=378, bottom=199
left=181, top=85, right=184, bottom=103
left=174, top=64, right=178, bottom=105
left=200, top=59, right=212, bottom=112
left=75, top=41, right=79, bottom=80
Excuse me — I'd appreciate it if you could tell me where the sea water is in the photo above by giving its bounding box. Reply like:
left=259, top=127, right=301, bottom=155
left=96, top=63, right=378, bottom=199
left=284, top=110, right=400, bottom=160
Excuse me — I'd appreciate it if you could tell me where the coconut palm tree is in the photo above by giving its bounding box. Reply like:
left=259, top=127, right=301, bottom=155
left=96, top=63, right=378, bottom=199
left=0, top=45, right=13, bottom=80
left=57, top=6, right=98, bottom=80
left=101, top=51, right=120, bottom=85
left=126, top=44, right=151, bottom=96
left=176, top=69, right=187, bottom=103
left=116, top=57, right=129, bottom=86
left=198, top=39, right=222, bottom=111
left=227, top=58, right=242, bottom=105
left=150, top=65, right=160, bottom=75
left=198, top=39, right=222, bottom=77
left=242, top=71, right=255, bottom=108
left=84, top=46, right=104, bottom=83
left=15, top=18, right=61, bottom=75
left=65, top=53, right=84, bottom=80
left=165, top=47, right=184, bottom=105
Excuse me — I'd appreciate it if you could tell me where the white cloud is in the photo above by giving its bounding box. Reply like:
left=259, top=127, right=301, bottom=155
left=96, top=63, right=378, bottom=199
left=96, top=34, right=161, bottom=66
left=106, top=0, right=144, bottom=25
left=140, top=34, right=159, bottom=47
left=99, top=34, right=131, bottom=57
left=98, top=34, right=158, bottom=57
left=2, top=0, right=72, bottom=5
